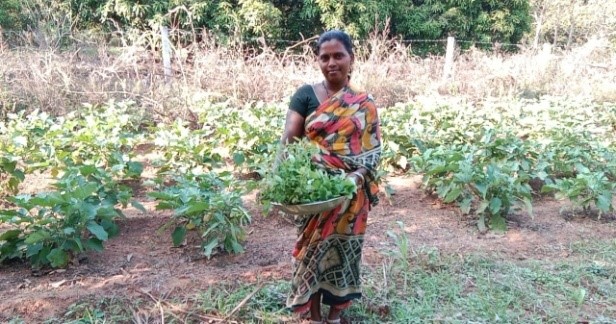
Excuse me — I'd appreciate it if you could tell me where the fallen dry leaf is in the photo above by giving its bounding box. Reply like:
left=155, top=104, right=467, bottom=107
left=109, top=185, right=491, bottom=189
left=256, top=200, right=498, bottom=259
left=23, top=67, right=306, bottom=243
left=50, top=279, right=67, bottom=288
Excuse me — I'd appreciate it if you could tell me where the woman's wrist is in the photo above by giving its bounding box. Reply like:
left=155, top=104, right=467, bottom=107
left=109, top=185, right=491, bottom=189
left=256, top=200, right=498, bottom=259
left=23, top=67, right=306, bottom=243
left=354, top=168, right=368, bottom=177
left=350, top=171, right=365, bottom=185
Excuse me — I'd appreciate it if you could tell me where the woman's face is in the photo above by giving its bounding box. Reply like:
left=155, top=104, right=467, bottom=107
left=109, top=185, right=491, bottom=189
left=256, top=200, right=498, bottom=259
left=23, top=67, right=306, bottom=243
left=318, top=39, right=354, bottom=85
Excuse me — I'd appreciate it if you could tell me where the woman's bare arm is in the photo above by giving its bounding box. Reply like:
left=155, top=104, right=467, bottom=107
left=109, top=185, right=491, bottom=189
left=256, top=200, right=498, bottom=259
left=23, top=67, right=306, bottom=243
left=280, top=110, right=305, bottom=145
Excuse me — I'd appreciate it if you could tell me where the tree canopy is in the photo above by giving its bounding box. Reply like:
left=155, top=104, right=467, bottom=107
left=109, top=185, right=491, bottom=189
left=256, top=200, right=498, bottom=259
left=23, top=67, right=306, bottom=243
left=2, top=0, right=612, bottom=51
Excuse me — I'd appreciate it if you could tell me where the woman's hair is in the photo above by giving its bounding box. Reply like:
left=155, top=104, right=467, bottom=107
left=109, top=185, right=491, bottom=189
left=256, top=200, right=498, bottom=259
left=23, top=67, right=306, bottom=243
left=316, top=30, right=353, bottom=56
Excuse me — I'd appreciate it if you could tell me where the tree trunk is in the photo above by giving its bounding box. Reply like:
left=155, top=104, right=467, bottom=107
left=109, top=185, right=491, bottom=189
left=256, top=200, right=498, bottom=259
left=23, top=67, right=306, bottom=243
left=533, top=11, right=544, bottom=49
left=566, top=21, right=575, bottom=49
left=553, top=24, right=559, bottom=46
left=566, top=1, right=576, bottom=49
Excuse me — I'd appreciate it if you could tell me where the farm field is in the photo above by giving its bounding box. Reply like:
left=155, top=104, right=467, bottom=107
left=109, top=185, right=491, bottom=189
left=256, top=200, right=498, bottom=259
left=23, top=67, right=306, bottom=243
left=2, top=0, right=616, bottom=321
left=0, top=95, right=615, bottom=323
left=1, top=173, right=615, bottom=323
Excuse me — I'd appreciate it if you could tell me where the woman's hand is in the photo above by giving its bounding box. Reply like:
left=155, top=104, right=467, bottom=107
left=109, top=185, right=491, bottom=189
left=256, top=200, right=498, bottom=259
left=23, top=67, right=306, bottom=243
left=347, top=171, right=365, bottom=188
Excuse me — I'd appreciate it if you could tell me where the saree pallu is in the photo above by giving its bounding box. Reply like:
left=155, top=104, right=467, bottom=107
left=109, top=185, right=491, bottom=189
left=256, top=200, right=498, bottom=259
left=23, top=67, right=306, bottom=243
left=287, top=86, right=382, bottom=312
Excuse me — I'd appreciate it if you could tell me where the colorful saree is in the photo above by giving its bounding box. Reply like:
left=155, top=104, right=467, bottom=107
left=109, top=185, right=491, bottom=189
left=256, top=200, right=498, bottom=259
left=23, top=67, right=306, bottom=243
left=286, top=86, right=382, bottom=312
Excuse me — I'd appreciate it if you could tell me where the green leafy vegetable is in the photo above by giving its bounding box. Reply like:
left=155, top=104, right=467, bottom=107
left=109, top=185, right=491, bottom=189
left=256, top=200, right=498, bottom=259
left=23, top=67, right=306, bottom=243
left=259, top=140, right=356, bottom=207
left=148, top=172, right=250, bottom=259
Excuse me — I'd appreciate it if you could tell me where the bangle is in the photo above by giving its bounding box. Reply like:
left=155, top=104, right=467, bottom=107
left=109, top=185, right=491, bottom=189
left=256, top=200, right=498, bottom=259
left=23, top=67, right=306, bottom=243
left=351, top=171, right=365, bottom=184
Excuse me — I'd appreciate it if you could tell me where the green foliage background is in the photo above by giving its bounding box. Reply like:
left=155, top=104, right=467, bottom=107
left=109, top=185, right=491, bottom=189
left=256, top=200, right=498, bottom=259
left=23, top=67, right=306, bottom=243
left=3, top=0, right=615, bottom=49
left=1, top=0, right=533, bottom=51
left=0, top=0, right=22, bottom=30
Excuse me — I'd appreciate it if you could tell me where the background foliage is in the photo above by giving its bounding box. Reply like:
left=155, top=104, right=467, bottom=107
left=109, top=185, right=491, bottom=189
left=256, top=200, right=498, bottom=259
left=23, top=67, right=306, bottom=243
left=1, top=0, right=534, bottom=51
left=3, top=0, right=615, bottom=50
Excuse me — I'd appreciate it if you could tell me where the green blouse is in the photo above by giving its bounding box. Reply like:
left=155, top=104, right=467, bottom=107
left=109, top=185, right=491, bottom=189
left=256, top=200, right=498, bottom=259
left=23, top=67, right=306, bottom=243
left=289, top=84, right=321, bottom=118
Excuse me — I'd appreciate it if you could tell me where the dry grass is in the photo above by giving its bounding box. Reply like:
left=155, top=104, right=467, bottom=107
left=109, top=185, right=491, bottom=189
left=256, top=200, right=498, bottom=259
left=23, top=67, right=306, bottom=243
left=0, top=30, right=614, bottom=118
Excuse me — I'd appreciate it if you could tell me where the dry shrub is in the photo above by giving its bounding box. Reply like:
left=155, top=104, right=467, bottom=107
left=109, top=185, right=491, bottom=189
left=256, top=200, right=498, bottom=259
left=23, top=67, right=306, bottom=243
left=0, top=31, right=614, bottom=119
left=449, top=38, right=616, bottom=102
left=354, top=30, right=428, bottom=106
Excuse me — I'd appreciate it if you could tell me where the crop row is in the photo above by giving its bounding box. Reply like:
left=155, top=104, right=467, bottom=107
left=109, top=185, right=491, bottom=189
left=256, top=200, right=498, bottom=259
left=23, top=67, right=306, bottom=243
left=1, top=97, right=615, bottom=267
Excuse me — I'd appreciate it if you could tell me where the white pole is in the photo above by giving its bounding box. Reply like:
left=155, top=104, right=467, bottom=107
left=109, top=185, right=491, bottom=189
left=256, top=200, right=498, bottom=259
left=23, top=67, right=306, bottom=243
left=0, top=27, right=4, bottom=53
left=160, top=26, right=172, bottom=81
left=443, top=36, right=455, bottom=80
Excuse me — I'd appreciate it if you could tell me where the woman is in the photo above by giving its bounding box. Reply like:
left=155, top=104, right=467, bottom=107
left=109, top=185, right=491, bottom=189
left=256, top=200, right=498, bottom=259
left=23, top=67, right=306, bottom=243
left=280, top=30, right=382, bottom=324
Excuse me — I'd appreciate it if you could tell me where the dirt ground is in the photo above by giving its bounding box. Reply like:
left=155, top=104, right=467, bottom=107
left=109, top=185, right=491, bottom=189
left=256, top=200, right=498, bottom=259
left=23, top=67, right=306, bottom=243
left=1, top=174, right=615, bottom=322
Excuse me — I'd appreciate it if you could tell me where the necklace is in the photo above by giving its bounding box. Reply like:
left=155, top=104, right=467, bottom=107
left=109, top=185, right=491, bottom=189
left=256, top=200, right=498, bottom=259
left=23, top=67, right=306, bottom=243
left=322, top=81, right=331, bottom=98
left=322, top=79, right=349, bottom=98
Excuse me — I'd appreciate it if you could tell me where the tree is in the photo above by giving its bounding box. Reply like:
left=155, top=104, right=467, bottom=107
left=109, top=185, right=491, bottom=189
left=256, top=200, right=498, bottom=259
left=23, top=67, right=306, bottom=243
left=300, top=0, right=532, bottom=51
left=398, top=0, right=531, bottom=47
left=530, top=0, right=616, bottom=48
left=0, top=0, right=25, bottom=30
left=3, top=0, right=536, bottom=53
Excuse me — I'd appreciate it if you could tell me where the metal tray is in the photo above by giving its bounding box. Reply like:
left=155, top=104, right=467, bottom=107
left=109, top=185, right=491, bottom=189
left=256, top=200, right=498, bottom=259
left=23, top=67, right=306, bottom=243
left=271, top=196, right=349, bottom=215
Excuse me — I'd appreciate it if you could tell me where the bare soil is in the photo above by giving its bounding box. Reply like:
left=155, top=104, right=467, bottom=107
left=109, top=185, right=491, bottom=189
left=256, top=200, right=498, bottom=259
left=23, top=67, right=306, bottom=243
left=1, top=174, right=615, bottom=322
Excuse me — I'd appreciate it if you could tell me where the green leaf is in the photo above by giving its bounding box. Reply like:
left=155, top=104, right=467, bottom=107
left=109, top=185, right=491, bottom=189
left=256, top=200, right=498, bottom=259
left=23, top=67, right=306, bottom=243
left=231, top=240, right=244, bottom=254
left=114, top=208, right=127, bottom=219
left=477, top=200, right=489, bottom=214
left=460, top=198, right=472, bottom=214
left=155, top=201, right=175, bottom=210
left=522, top=197, right=534, bottom=218
left=477, top=214, right=487, bottom=233
left=127, top=161, right=144, bottom=176
left=489, top=197, right=502, bottom=215
left=176, top=201, right=210, bottom=216
left=148, top=192, right=176, bottom=200
left=8, top=178, right=20, bottom=191
left=86, top=238, right=104, bottom=252
left=47, top=248, right=69, bottom=268
left=30, top=245, right=52, bottom=267
left=385, top=184, right=396, bottom=197
left=101, top=219, right=120, bottom=238
left=79, top=165, right=98, bottom=176
left=26, top=243, right=43, bottom=257
left=474, top=182, right=488, bottom=197
left=490, top=214, right=507, bottom=233
left=79, top=202, right=98, bottom=219
left=110, top=163, right=125, bottom=173
left=1, top=159, right=16, bottom=172
left=171, top=226, right=187, bottom=247
left=233, top=152, right=245, bottom=165
left=71, top=238, right=84, bottom=252
left=202, top=238, right=219, bottom=259
left=541, top=184, right=557, bottom=193
left=536, top=171, right=548, bottom=180
left=73, top=183, right=98, bottom=200
left=575, top=288, right=587, bottom=306
left=596, top=194, right=612, bottom=213
left=87, top=222, right=109, bottom=241
left=443, top=187, right=462, bottom=203
left=574, top=163, right=590, bottom=174
left=0, top=230, right=21, bottom=241
left=13, top=170, right=25, bottom=181
left=131, top=200, right=147, bottom=213
left=61, top=238, right=84, bottom=253
left=30, top=192, right=65, bottom=207
left=97, top=206, right=119, bottom=218
left=24, top=231, right=50, bottom=244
